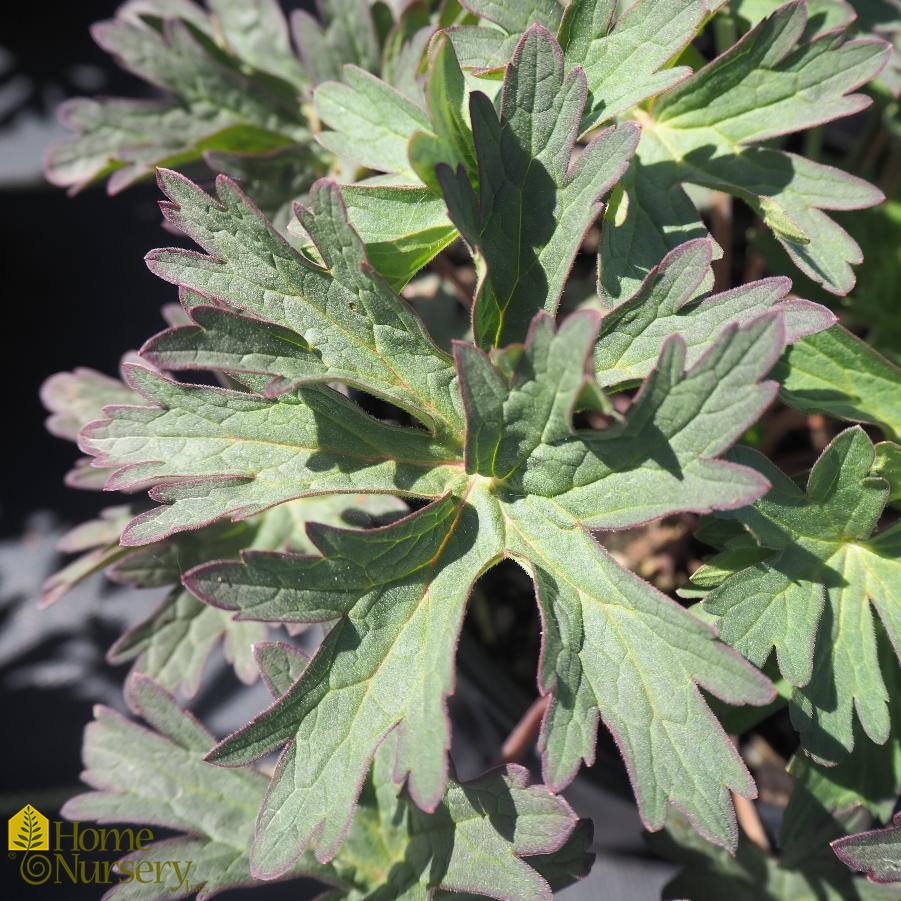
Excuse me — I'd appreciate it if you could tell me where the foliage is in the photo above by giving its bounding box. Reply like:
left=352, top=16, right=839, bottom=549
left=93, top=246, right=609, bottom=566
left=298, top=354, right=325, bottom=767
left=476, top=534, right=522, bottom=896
left=39, top=0, right=901, bottom=897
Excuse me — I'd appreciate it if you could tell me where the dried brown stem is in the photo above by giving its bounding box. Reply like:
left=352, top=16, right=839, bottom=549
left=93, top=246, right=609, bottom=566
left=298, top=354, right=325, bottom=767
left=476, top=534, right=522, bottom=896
left=429, top=254, right=474, bottom=310
left=498, top=695, right=549, bottom=764
left=711, top=191, right=733, bottom=293
left=733, top=791, right=771, bottom=852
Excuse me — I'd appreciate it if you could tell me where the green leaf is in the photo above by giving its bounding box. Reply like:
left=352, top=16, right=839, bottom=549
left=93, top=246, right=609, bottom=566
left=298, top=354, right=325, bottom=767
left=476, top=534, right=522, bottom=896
left=654, top=806, right=899, bottom=900
left=560, top=0, right=706, bottom=130
left=445, top=0, right=562, bottom=74
left=109, top=587, right=266, bottom=695
left=437, top=25, right=639, bottom=348
left=702, top=427, right=901, bottom=763
left=594, top=237, right=835, bottom=388
left=605, top=2, right=890, bottom=297
left=316, top=66, right=430, bottom=177
left=339, top=184, right=458, bottom=289
left=833, top=813, right=901, bottom=886
left=193, top=489, right=505, bottom=873
left=81, top=366, right=460, bottom=545
left=107, top=495, right=405, bottom=694
left=69, top=666, right=583, bottom=900
left=45, top=3, right=309, bottom=193
left=786, top=732, right=901, bottom=845
left=145, top=172, right=462, bottom=441
left=775, top=325, right=901, bottom=440
left=733, top=0, right=856, bottom=40
left=292, top=0, right=381, bottom=86
left=655, top=2, right=886, bottom=144
left=409, top=32, right=478, bottom=192
left=473, top=311, right=786, bottom=527
left=193, top=308, right=784, bottom=866
left=598, top=135, right=712, bottom=303
left=60, top=673, right=329, bottom=900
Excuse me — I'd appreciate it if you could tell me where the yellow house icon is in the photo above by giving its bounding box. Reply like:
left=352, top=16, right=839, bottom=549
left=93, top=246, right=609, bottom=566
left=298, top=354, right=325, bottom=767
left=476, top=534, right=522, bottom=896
left=8, top=805, right=49, bottom=851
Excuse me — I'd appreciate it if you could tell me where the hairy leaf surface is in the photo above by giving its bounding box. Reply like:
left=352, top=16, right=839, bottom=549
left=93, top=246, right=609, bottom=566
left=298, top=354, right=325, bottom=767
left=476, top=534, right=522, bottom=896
left=833, top=814, right=901, bottom=886
left=45, top=0, right=310, bottom=194
left=64, top=668, right=583, bottom=899
left=187, top=308, right=789, bottom=871
left=438, top=25, right=638, bottom=348
left=703, top=427, right=901, bottom=763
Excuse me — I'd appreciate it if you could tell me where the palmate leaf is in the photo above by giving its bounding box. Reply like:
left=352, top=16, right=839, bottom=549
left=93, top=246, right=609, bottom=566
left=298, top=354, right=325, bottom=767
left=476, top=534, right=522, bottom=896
left=833, top=813, right=901, bottom=886
left=602, top=1, right=889, bottom=299
left=174, top=306, right=797, bottom=877
left=437, top=25, right=639, bottom=348
left=80, top=366, right=461, bottom=545
left=42, top=360, right=145, bottom=490
left=63, top=662, right=584, bottom=900
left=45, top=0, right=311, bottom=195
left=702, top=427, right=901, bottom=764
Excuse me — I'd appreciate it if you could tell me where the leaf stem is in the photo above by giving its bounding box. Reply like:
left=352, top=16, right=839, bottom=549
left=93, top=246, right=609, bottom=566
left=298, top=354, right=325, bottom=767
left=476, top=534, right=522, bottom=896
left=497, top=696, right=549, bottom=764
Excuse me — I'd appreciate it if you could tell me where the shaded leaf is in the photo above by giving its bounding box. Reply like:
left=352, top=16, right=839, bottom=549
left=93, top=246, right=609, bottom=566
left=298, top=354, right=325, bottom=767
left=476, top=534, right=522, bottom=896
left=776, top=324, right=901, bottom=440
left=437, top=25, right=638, bottom=348
left=702, top=427, right=901, bottom=763
left=833, top=813, right=901, bottom=885
left=45, top=1, right=309, bottom=194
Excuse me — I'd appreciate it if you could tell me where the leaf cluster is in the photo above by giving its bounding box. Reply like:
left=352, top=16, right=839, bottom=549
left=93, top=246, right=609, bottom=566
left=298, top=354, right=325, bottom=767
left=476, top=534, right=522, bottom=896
left=39, top=0, right=901, bottom=897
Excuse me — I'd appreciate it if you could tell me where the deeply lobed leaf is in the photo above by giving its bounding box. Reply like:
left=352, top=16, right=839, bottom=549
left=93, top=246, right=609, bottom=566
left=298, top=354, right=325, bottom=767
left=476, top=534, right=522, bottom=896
left=702, top=427, right=901, bottom=763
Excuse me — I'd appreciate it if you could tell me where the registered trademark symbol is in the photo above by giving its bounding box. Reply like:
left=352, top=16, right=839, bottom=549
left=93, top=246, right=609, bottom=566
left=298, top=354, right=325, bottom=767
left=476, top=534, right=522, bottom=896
left=8, top=852, right=16, bottom=859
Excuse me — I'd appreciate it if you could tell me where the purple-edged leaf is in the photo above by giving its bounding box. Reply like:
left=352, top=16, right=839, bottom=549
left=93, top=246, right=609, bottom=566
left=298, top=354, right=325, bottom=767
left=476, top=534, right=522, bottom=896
left=77, top=663, right=595, bottom=900
left=655, top=806, right=899, bottom=900
left=457, top=312, right=778, bottom=845
left=833, top=813, right=901, bottom=885
left=146, top=172, right=462, bottom=439
left=559, top=0, right=705, bottom=130
left=602, top=3, right=890, bottom=299
left=60, top=674, right=339, bottom=900
left=45, top=2, right=309, bottom=194
left=655, top=1, right=888, bottom=144
left=775, top=324, right=901, bottom=440
left=107, top=495, right=405, bottom=695
left=594, top=237, right=835, bottom=388
left=437, top=25, right=638, bottom=348
left=79, top=365, right=460, bottom=544
left=702, top=427, right=901, bottom=763
left=194, top=308, right=783, bottom=866
left=193, top=490, right=505, bottom=873
left=471, top=311, right=785, bottom=527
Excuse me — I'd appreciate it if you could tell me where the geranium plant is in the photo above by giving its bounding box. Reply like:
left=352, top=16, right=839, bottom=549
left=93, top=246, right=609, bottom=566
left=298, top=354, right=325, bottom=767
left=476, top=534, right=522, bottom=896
left=40, top=0, right=901, bottom=897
